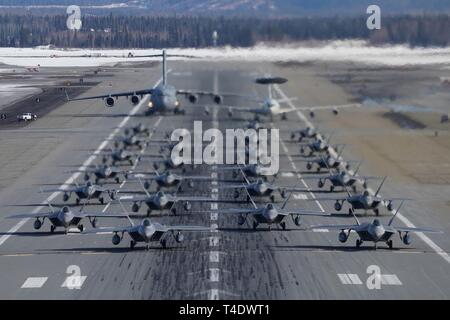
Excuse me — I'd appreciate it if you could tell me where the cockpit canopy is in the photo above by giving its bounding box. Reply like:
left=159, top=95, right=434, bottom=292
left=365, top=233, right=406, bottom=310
left=143, top=219, right=152, bottom=227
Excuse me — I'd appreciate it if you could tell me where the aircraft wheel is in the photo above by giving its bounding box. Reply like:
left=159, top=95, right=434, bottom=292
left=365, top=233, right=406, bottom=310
left=348, top=208, right=354, bottom=216
left=318, top=180, right=324, bottom=188
left=171, top=208, right=177, bottom=216
left=329, top=185, right=334, bottom=192
left=306, top=163, right=312, bottom=170
left=50, top=225, right=56, bottom=233
left=78, top=225, right=84, bottom=232
left=280, top=222, right=286, bottom=230
left=387, top=240, right=393, bottom=250
left=130, top=241, right=136, bottom=249
left=76, top=198, right=80, bottom=205
left=99, top=197, right=104, bottom=205
left=253, top=221, right=258, bottom=230
left=374, top=208, right=380, bottom=216
left=160, top=239, right=167, bottom=249
left=356, top=239, right=362, bottom=248
left=115, top=177, right=120, bottom=184
left=352, top=185, right=357, bottom=193
left=270, top=195, right=275, bottom=203
left=300, top=147, right=305, bottom=154
left=233, top=190, right=240, bottom=199
left=147, top=209, right=152, bottom=217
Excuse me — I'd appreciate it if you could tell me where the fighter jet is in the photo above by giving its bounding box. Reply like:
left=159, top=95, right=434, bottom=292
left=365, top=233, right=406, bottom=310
left=217, top=189, right=329, bottom=230
left=302, top=150, right=354, bottom=173
left=128, top=170, right=216, bottom=191
left=314, top=178, right=409, bottom=216
left=218, top=164, right=275, bottom=179
left=8, top=203, right=127, bottom=233
left=70, top=164, right=129, bottom=184
left=123, top=123, right=152, bottom=137
left=66, top=50, right=235, bottom=115
left=118, top=188, right=215, bottom=216
left=289, top=126, right=319, bottom=142
left=316, top=162, right=378, bottom=192
left=100, top=148, right=141, bottom=166
left=219, top=168, right=304, bottom=202
left=311, top=201, right=442, bottom=249
left=112, top=134, right=148, bottom=150
left=41, top=181, right=116, bottom=205
left=84, top=217, right=214, bottom=249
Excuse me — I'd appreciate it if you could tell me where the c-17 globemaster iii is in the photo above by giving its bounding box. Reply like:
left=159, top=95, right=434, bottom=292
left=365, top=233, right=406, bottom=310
left=67, top=50, right=243, bottom=115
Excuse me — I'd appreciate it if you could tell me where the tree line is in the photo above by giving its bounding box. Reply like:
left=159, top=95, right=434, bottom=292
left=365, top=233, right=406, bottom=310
left=0, top=14, right=449, bottom=48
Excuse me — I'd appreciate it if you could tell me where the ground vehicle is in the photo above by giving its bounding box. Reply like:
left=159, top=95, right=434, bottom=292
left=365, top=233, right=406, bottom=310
left=17, top=113, right=37, bottom=122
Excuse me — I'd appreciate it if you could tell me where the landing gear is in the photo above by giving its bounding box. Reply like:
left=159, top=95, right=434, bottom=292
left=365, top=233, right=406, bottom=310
left=76, top=198, right=81, bottom=205
left=99, top=197, right=105, bottom=205
left=115, top=177, right=120, bottom=184
left=253, top=221, right=258, bottom=230
left=387, top=240, right=393, bottom=249
left=374, top=208, right=380, bottom=216
left=33, top=219, right=42, bottom=230
left=306, top=163, right=312, bottom=170
left=348, top=208, right=354, bottom=216
left=147, top=209, right=152, bottom=217
left=234, top=190, right=240, bottom=199
left=270, top=195, right=275, bottom=203
left=334, top=201, right=342, bottom=211
left=50, top=225, right=56, bottom=233
left=171, top=208, right=177, bottom=216
left=160, top=239, right=167, bottom=249
left=318, top=180, right=324, bottom=188
left=78, top=224, right=84, bottom=232
left=329, top=185, right=334, bottom=193
left=356, top=239, right=362, bottom=248
left=280, top=222, right=286, bottom=230
left=130, top=240, right=136, bottom=249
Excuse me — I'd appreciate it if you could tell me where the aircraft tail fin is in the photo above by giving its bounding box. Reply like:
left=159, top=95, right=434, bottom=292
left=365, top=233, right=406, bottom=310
left=162, top=50, right=167, bottom=86
left=243, top=186, right=258, bottom=209
left=388, top=200, right=404, bottom=226
left=374, top=177, right=387, bottom=197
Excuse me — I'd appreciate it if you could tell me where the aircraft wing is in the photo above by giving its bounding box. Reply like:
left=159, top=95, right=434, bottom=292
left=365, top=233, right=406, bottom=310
left=310, top=224, right=358, bottom=230
left=216, top=208, right=259, bottom=215
left=8, top=212, right=53, bottom=219
left=83, top=226, right=133, bottom=235
left=278, top=209, right=331, bottom=216
left=394, top=226, right=443, bottom=234
left=275, top=104, right=360, bottom=115
left=170, top=196, right=216, bottom=203
left=176, top=90, right=259, bottom=102
left=40, top=187, right=79, bottom=193
left=74, top=212, right=131, bottom=219
left=165, top=225, right=215, bottom=232
left=67, top=89, right=153, bottom=102
left=117, top=195, right=148, bottom=202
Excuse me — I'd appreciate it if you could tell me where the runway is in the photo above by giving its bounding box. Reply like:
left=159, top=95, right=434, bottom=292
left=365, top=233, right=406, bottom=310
left=0, top=60, right=449, bottom=299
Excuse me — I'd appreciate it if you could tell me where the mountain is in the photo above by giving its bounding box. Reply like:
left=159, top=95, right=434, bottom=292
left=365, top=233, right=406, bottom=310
left=1, top=0, right=450, bottom=16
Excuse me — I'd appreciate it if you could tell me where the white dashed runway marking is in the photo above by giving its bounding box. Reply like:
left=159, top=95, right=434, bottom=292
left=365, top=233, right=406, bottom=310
left=21, top=277, right=48, bottom=289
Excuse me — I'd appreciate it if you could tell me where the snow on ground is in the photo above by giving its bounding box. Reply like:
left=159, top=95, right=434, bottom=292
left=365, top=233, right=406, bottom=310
left=1, top=40, right=450, bottom=67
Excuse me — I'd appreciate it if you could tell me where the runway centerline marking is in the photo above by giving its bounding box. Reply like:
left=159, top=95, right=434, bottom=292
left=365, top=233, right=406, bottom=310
left=274, top=83, right=450, bottom=266
left=0, top=74, right=165, bottom=247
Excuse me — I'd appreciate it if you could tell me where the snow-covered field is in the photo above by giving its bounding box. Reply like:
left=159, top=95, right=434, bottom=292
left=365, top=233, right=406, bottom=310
left=1, top=41, right=450, bottom=67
